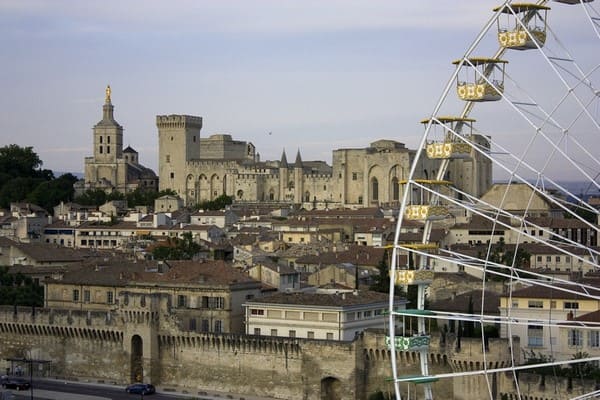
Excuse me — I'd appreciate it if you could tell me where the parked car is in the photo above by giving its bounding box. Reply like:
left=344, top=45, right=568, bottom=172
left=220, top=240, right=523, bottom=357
left=125, top=383, right=155, bottom=395
left=2, top=378, right=30, bottom=391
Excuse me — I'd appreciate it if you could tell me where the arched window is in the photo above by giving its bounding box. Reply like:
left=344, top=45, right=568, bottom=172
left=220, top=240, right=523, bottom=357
left=392, top=177, right=399, bottom=201
left=371, top=177, right=379, bottom=201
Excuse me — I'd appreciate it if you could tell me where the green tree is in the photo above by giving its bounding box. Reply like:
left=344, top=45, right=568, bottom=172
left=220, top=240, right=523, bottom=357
left=0, top=145, right=44, bottom=184
left=0, top=267, right=43, bottom=307
left=196, top=194, right=233, bottom=211
left=26, top=173, right=78, bottom=212
left=151, top=232, right=201, bottom=260
left=74, top=189, right=109, bottom=206
left=369, top=250, right=389, bottom=293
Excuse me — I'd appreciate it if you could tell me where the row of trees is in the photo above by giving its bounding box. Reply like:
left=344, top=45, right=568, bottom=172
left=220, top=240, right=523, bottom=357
left=0, top=267, right=43, bottom=307
left=0, top=144, right=78, bottom=211
left=0, top=144, right=235, bottom=213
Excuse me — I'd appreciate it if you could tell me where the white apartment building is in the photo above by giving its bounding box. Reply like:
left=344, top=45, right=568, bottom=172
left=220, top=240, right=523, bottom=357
left=244, top=290, right=407, bottom=341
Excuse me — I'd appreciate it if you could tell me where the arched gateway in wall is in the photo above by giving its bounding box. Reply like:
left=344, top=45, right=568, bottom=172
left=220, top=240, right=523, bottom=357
left=131, top=335, right=143, bottom=383
left=321, top=376, right=342, bottom=400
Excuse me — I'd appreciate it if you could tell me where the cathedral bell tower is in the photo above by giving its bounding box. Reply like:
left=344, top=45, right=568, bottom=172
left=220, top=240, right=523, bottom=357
left=93, top=85, right=124, bottom=162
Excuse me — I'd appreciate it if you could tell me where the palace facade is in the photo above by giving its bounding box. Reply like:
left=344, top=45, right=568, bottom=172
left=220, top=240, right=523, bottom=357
left=77, top=87, right=492, bottom=208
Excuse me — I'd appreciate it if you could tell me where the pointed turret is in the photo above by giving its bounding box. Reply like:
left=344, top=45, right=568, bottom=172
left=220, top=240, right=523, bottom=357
left=280, top=149, right=288, bottom=168
left=97, top=84, right=121, bottom=128
left=294, top=149, right=303, bottom=168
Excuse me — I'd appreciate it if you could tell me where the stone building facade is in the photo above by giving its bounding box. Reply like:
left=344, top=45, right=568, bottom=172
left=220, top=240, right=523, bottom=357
left=156, top=115, right=492, bottom=208
left=76, top=86, right=158, bottom=195
left=1, top=302, right=586, bottom=400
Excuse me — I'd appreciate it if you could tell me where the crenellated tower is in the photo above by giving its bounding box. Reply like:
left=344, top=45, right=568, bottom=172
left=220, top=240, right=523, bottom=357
left=156, top=114, right=203, bottom=197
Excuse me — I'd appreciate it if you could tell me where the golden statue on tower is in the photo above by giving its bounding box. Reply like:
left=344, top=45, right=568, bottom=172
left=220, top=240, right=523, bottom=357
left=105, top=85, right=111, bottom=103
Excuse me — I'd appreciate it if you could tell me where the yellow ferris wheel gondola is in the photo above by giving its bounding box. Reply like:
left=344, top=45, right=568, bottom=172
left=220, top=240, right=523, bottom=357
left=493, top=3, right=550, bottom=50
left=421, top=116, right=475, bottom=159
left=452, top=57, right=508, bottom=102
left=400, top=179, right=451, bottom=221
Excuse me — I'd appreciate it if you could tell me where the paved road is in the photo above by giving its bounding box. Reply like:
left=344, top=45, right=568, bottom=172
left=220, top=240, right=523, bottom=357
left=4, top=378, right=278, bottom=400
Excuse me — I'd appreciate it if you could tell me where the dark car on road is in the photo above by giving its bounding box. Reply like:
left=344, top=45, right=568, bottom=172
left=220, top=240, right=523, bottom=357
left=125, top=383, right=155, bottom=395
left=2, top=377, right=30, bottom=390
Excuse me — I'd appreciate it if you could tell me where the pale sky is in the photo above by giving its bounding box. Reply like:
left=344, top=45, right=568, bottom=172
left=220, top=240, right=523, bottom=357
left=0, top=1, right=597, bottom=182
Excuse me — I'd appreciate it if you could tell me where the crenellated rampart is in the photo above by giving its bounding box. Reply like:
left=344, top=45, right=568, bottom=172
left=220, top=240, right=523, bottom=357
left=0, top=306, right=589, bottom=399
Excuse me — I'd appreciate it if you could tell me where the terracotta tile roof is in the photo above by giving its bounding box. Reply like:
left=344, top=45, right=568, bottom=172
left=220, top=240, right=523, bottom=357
left=295, top=245, right=387, bottom=267
left=509, top=284, right=600, bottom=300
left=13, top=242, right=93, bottom=263
left=77, top=221, right=138, bottom=230
left=142, top=260, right=260, bottom=286
left=49, top=259, right=260, bottom=288
left=430, top=290, right=500, bottom=314
left=246, top=290, right=400, bottom=307
left=298, top=207, right=384, bottom=219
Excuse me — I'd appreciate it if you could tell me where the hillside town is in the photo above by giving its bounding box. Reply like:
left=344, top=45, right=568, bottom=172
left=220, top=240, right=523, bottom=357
left=0, top=86, right=599, bottom=399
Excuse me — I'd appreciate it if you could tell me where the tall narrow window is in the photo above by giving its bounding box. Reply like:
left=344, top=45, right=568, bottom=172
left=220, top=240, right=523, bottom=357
left=107, top=136, right=111, bottom=144
left=99, top=146, right=103, bottom=154
left=371, top=177, right=379, bottom=201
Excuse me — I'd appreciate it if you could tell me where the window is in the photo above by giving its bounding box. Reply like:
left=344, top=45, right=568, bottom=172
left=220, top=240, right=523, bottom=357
left=166, top=155, right=170, bottom=163
left=251, top=309, right=265, bottom=316
left=84, top=290, right=90, bottom=303
left=363, top=310, right=372, bottom=318
left=528, top=300, right=543, bottom=308
left=107, top=146, right=110, bottom=154
left=99, top=136, right=103, bottom=144
left=346, top=312, right=356, bottom=321
left=271, top=329, right=278, bottom=336
left=201, top=319, right=209, bottom=332
left=352, top=172, right=357, bottom=181
left=214, top=320, right=223, bottom=333
left=555, top=256, right=560, bottom=262
left=106, top=291, right=114, bottom=304
left=73, top=289, right=80, bottom=302
left=590, top=331, right=600, bottom=348
left=537, top=256, right=542, bottom=262
left=326, top=332, right=334, bottom=340
left=527, top=325, right=543, bottom=347
left=170, top=172, right=174, bottom=179
left=512, top=300, right=519, bottom=308
left=254, top=328, right=261, bottom=335
left=565, top=302, right=579, bottom=310
left=189, top=318, right=197, bottom=331
left=550, top=301, right=556, bottom=309
left=289, top=330, right=296, bottom=338
left=569, top=329, right=583, bottom=347
left=177, top=295, right=187, bottom=308
left=208, top=297, right=224, bottom=309
left=107, top=136, right=110, bottom=144
left=307, top=331, right=315, bottom=339
left=99, top=146, right=103, bottom=154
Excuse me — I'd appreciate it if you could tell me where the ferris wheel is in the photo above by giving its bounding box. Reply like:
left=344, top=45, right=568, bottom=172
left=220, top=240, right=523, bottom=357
left=388, top=1, right=600, bottom=399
